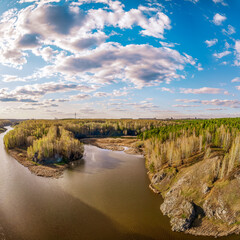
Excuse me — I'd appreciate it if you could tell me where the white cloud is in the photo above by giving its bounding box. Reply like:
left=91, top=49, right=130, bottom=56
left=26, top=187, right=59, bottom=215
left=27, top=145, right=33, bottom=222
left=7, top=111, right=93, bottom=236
left=172, top=104, right=200, bottom=108
left=213, top=50, right=231, bottom=59
left=176, top=99, right=201, bottom=103
left=159, top=41, right=176, bottom=48
left=212, top=0, right=227, bottom=6
left=201, top=99, right=240, bottom=108
left=43, top=43, right=196, bottom=88
left=0, top=1, right=172, bottom=70
left=206, top=108, right=223, bottom=111
left=177, top=99, right=240, bottom=108
left=231, top=77, right=240, bottom=83
left=213, top=13, right=226, bottom=25
left=205, top=39, right=218, bottom=47
left=0, top=82, right=97, bottom=102
left=70, top=94, right=91, bottom=101
left=186, top=0, right=199, bottom=3
left=160, top=87, right=174, bottom=93
left=222, top=25, right=235, bottom=35
left=180, top=87, right=228, bottom=94
left=234, top=40, right=240, bottom=66
left=1, top=75, right=27, bottom=82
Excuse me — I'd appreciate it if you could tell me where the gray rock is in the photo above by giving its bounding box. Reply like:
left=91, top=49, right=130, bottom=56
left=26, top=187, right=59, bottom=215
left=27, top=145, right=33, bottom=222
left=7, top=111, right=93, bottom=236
left=170, top=216, right=192, bottom=232
left=151, top=171, right=166, bottom=185
left=203, top=199, right=236, bottom=225
left=160, top=194, right=195, bottom=232
left=202, top=183, right=210, bottom=194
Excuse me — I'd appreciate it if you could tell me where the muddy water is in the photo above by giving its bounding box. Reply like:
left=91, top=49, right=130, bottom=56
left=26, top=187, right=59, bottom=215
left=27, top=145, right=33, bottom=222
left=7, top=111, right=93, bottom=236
left=0, top=127, right=238, bottom=240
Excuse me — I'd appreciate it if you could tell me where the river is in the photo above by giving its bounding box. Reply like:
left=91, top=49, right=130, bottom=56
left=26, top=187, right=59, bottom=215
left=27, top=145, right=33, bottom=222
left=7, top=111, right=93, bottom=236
left=0, top=127, right=238, bottom=240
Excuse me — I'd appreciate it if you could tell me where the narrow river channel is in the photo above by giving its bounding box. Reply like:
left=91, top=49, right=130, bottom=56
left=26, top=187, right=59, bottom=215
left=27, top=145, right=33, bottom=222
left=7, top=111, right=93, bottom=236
left=0, top=127, right=238, bottom=240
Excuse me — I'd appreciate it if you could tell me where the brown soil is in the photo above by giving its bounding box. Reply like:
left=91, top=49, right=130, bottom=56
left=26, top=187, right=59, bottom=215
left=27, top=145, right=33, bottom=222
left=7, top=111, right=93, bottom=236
left=81, top=137, right=143, bottom=155
left=7, top=148, right=66, bottom=178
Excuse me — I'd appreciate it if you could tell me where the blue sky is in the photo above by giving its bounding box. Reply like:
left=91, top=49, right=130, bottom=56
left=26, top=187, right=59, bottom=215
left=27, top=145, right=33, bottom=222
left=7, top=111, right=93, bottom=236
left=0, top=0, right=240, bottom=119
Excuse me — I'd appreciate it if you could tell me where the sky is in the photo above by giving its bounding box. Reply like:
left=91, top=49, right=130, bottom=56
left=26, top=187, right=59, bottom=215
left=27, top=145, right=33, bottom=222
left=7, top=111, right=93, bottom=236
left=0, top=0, right=240, bottom=119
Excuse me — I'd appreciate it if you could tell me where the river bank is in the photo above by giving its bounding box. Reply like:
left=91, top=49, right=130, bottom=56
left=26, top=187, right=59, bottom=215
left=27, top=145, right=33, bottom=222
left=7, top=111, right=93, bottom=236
left=6, top=137, right=143, bottom=178
left=80, top=137, right=143, bottom=155
left=7, top=148, right=67, bottom=178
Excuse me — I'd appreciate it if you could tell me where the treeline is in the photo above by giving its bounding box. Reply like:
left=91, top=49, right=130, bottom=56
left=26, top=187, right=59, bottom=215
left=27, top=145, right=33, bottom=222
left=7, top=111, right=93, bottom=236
left=63, top=119, right=173, bottom=138
left=144, top=118, right=240, bottom=180
left=4, top=121, right=84, bottom=164
left=4, top=119, right=173, bottom=164
left=0, top=120, right=11, bottom=133
left=4, top=119, right=174, bottom=150
left=27, top=126, right=83, bottom=163
left=6, top=118, right=240, bottom=178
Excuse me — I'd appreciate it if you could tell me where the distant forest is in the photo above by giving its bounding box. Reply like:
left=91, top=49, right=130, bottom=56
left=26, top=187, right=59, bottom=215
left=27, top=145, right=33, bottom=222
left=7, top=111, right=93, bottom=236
left=3, top=118, right=240, bottom=180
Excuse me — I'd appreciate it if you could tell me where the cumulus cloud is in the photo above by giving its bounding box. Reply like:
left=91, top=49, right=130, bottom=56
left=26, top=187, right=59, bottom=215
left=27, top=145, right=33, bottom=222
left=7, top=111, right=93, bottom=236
left=180, top=87, right=228, bottom=94
left=44, top=43, right=196, bottom=88
left=176, top=99, right=201, bottom=103
left=177, top=99, right=240, bottom=108
left=0, top=1, right=173, bottom=72
left=234, top=40, right=240, bottom=66
left=231, top=77, right=240, bottom=83
left=70, top=94, right=91, bottom=101
left=160, top=87, right=175, bottom=93
left=213, top=13, right=226, bottom=25
left=205, top=39, right=218, bottom=47
left=1, top=75, right=27, bottom=82
left=212, top=0, right=227, bottom=6
left=202, top=99, right=240, bottom=108
left=213, top=50, right=231, bottom=59
left=172, top=104, right=200, bottom=108
left=0, top=0, right=204, bottom=117
left=222, top=25, right=236, bottom=35
left=32, top=46, right=58, bottom=62
left=159, top=41, right=176, bottom=48
left=0, top=82, right=97, bottom=102
left=206, top=108, right=223, bottom=111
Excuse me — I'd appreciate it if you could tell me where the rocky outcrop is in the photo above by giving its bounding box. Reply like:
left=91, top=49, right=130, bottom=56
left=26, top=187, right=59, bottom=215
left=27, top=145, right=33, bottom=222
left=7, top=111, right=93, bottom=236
left=160, top=189, right=195, bottom=232
left=202, top=183, right=210, bottom=195
left=203, top=199, right=236, bottom=225
left=151, top=171, right=166, bottom=185
left=149, top=154, right=240, bottom=236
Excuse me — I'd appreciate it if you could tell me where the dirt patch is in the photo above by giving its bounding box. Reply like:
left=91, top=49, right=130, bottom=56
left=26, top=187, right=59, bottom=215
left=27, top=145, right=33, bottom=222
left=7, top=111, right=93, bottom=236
left=7, top=148, right=66, bottom=178
left=81, top=137, right=143, bottom=155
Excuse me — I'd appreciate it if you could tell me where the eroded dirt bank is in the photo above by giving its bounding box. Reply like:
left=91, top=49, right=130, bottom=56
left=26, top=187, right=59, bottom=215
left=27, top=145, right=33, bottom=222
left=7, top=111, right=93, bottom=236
left=7, top=148, right=66, bottom=178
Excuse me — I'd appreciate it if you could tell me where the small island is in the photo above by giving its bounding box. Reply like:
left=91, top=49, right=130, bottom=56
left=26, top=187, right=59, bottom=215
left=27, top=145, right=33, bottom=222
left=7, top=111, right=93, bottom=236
left=3, top=119, right=146, bottom=177
left=4, top=123, right=84, bottom=178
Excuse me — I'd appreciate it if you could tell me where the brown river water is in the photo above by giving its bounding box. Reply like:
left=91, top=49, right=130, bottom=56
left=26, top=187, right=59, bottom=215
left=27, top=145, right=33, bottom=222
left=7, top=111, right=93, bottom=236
left=0, top=127, right=239, bottom=240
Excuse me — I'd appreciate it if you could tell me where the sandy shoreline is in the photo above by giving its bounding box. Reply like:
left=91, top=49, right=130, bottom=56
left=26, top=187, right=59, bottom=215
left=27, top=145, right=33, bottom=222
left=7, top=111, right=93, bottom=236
left=80, top=137, right=143, bottom=155
left=6, top=137, right=143, bottom=178
left=7, top=148, right=67, bottom=178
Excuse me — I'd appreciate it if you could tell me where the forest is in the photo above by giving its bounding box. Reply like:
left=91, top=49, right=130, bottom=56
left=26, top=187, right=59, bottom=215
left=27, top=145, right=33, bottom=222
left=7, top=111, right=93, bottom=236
left=0, top=120, right=11, bottom=133
left=142, top=118, right=240, bottom=180
left=4, top=118, right=240, bottom=180
left=3, top=119, right=172, bottom=164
